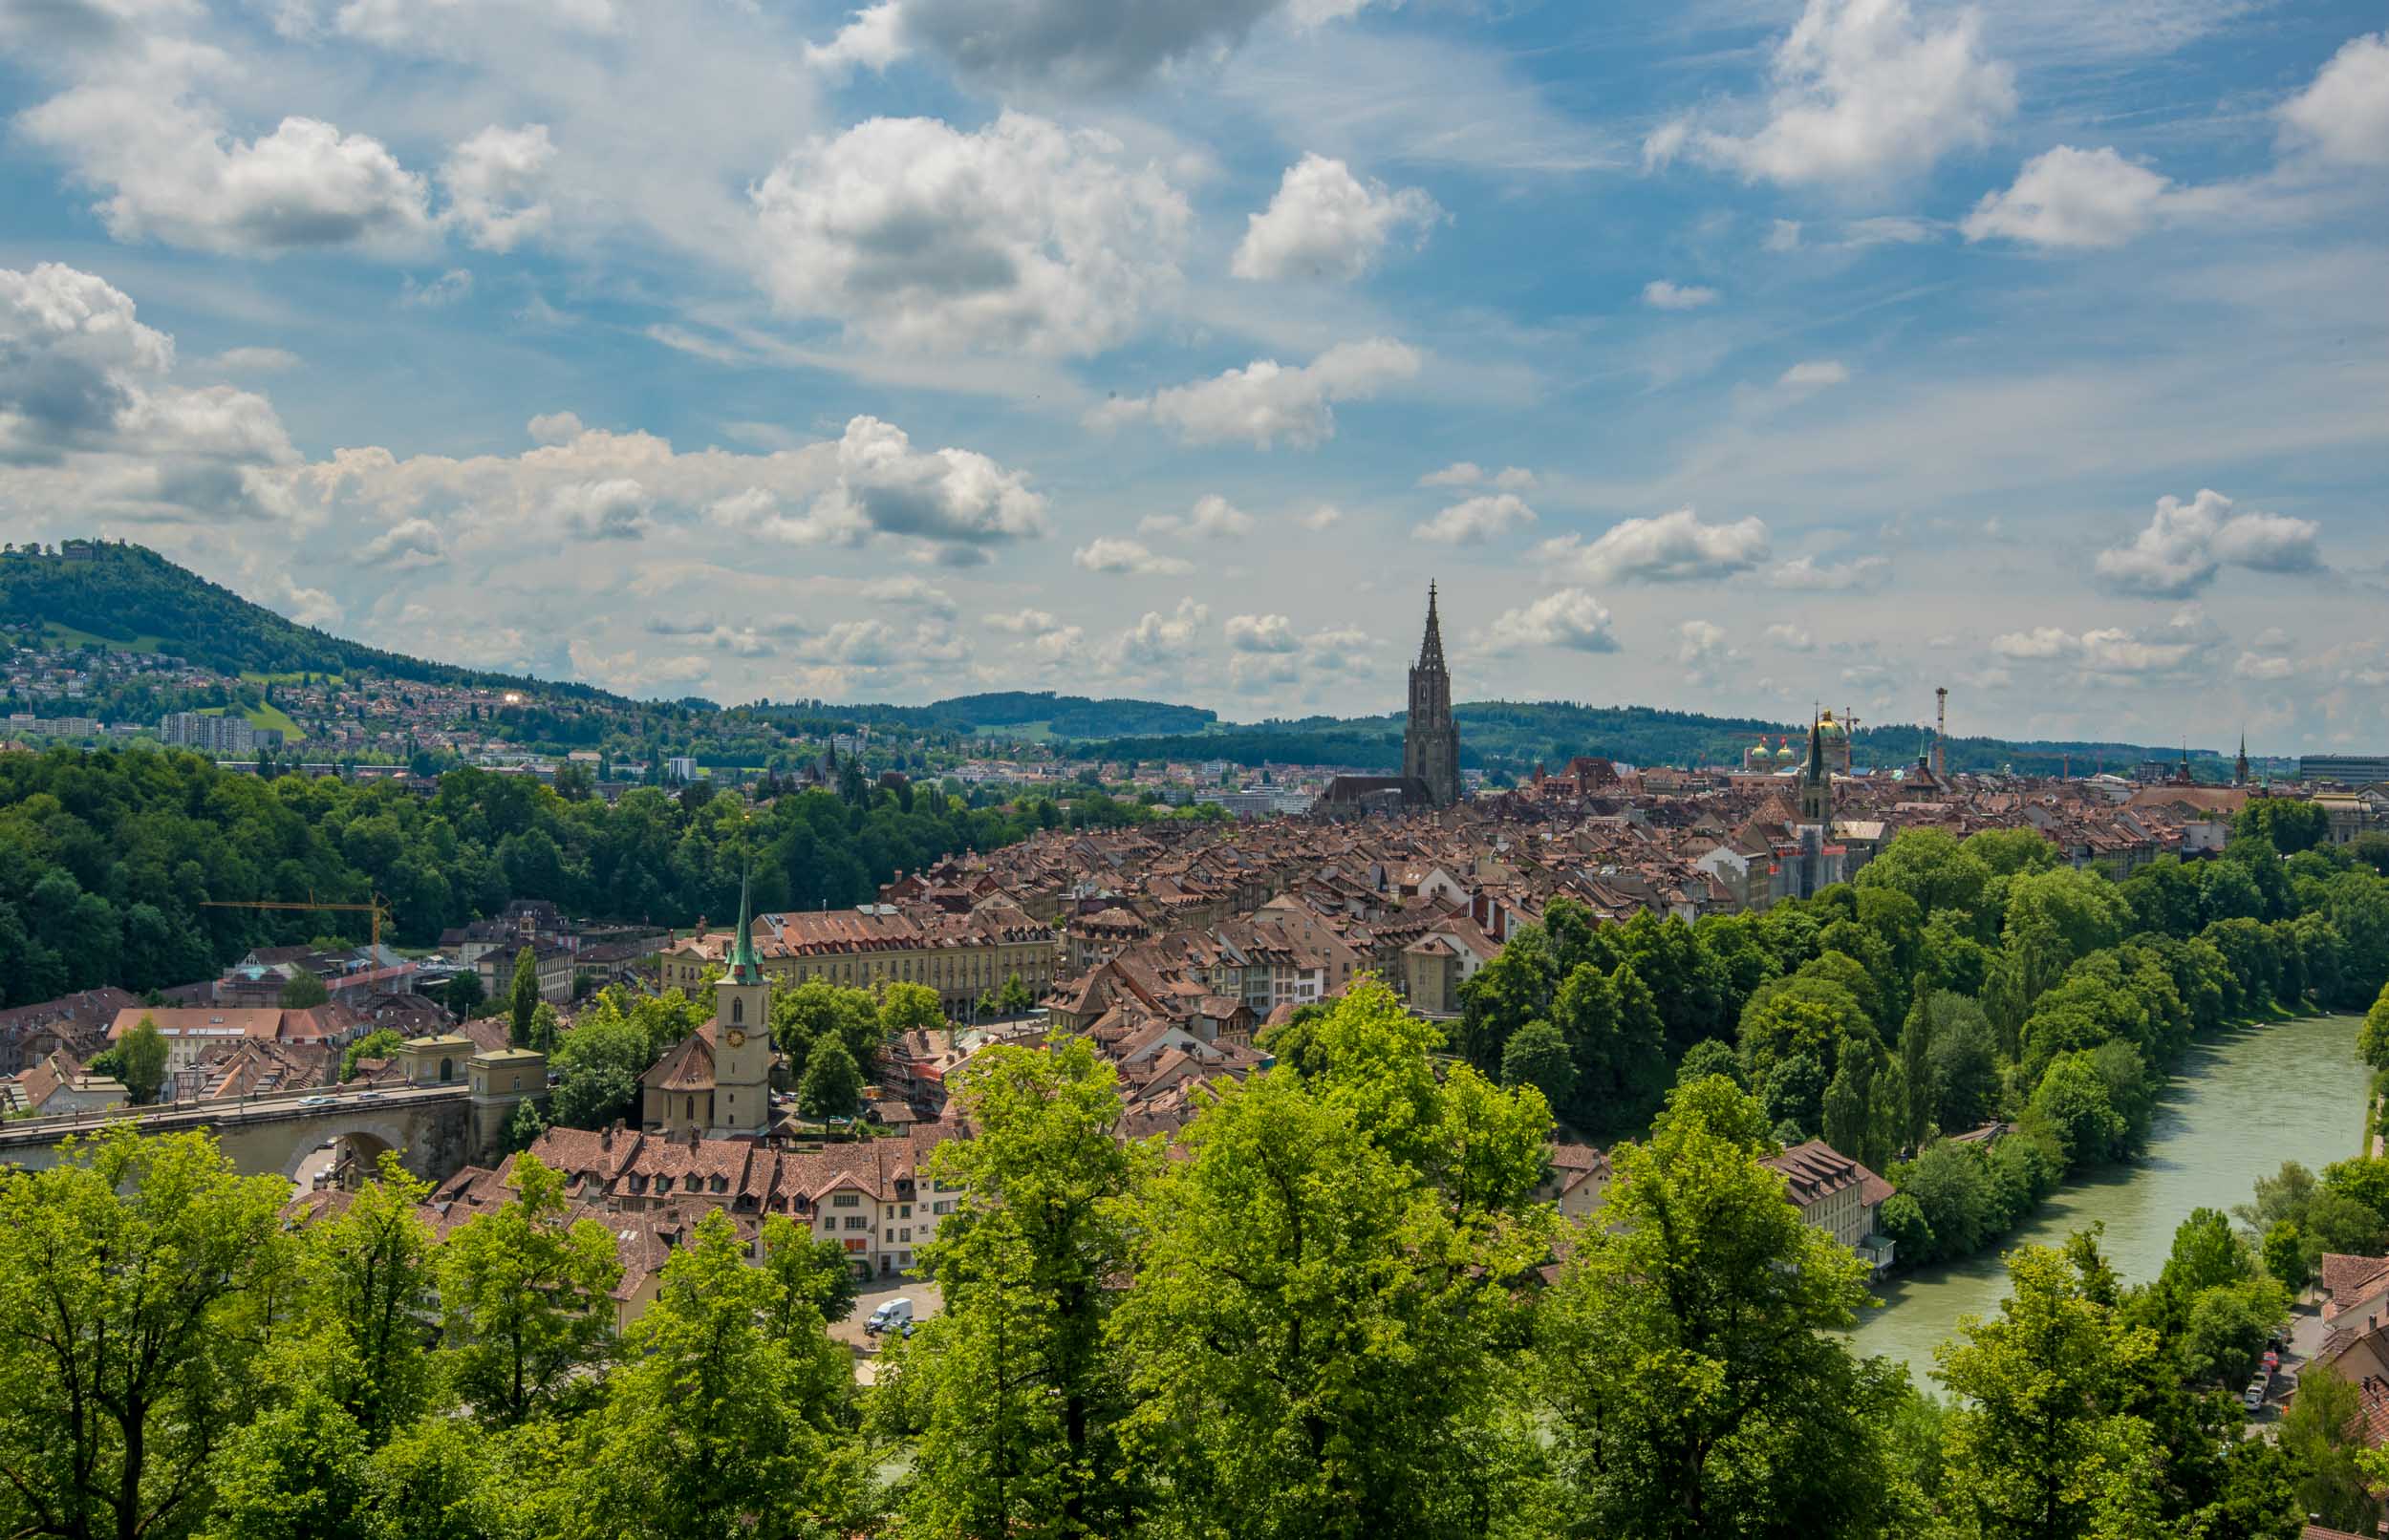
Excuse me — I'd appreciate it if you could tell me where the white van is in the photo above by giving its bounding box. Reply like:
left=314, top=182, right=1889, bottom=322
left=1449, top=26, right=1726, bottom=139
left=866, top=1297, right=914, bottom=1337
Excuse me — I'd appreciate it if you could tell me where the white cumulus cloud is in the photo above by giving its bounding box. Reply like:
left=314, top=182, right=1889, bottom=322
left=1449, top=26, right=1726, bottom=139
left=1536, top=508, right=1771, bottom=583
left=440, top=123, right=556, bottom=252
left=2093, top=488, right=2323, bottom=597
left=1089, top=337, right=1419, bottom=449
left=1073, top=537, right=1191, bottom=576
left=752, top=113, right=1189, bottom=358
left=1768, top=553, right=1890, bottom=590
left=1480, top=588, right=1620, bottom=654
left=1643, top=279, right=1720, bottom=310
left=2280, top=32, right=2389, bottom=168
left=1962, top=145, right=2176, bottom=249
left=1646, top=0, right=2015, bottom=187
left=1231, top=154, right=1442, bottom=283
left=1413, top=492, right=1536, bottom=545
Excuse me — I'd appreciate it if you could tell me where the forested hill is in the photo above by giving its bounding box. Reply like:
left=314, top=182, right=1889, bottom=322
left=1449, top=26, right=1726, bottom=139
left=1064, top=701, right=2214, bottom=780
left=0, top=540, right=617, bottom=697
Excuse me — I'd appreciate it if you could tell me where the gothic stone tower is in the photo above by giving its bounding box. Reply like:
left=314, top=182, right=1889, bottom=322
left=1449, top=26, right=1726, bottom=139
left=712, top=865, right=774, bottom=1136
left=1797, top=712, right=1833, bottom=826
left=1403, top=583, right=1461, bottom=808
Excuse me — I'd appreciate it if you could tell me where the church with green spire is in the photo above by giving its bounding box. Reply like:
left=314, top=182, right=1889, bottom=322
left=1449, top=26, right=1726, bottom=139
left=711, top=864, right=775, bottom=1135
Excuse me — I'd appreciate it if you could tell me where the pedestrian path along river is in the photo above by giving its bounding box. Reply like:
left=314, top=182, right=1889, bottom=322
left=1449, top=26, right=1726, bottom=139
left=1849, top=1013, right=2366, bottom=1385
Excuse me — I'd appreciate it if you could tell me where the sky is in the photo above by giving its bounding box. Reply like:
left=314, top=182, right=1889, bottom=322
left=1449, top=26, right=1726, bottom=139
left=0, top=0, right=2383, bottom=752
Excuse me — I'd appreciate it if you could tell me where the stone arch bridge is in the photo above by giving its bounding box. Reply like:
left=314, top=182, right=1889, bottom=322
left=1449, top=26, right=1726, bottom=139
left=0, top=1082, right=495, bottom=1183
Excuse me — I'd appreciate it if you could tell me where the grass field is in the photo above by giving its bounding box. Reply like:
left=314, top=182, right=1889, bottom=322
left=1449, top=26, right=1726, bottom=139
left=201, top=702, right=304, bottom=737
left=972, top=721, right=1052, bottom=740
left=43, top=622, right=160, bottom=652
left=239, top=669, right=342, bottom=687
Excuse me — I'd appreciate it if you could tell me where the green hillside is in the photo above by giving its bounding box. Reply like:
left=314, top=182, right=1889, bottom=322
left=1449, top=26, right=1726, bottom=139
left=0, top=541, right=615, bottom=700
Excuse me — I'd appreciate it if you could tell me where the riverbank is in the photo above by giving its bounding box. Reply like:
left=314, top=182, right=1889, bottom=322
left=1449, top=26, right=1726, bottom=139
left=1850, top=1012, right=2364, bottom=1384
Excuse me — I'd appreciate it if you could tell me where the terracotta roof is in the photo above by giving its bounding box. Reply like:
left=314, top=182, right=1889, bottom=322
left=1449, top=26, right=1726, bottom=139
left=1762, top=1140, right=1892, bottom=1212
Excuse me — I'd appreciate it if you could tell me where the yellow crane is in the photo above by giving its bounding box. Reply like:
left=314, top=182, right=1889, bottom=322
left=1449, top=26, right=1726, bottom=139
left=200, top=891, right=394, bottom=953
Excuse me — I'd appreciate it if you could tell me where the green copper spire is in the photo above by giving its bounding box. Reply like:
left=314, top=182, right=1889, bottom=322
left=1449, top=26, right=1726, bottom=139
left=726, top=856, right=762, bottom=984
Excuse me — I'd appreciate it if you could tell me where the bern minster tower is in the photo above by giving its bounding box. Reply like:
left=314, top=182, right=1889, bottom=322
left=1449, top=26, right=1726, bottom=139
left=1404, top=583, right=1462, bottom=808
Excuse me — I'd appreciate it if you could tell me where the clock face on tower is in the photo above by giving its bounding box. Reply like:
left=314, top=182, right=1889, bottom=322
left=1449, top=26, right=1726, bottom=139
left=724, top=1029, right=746, bottom=1048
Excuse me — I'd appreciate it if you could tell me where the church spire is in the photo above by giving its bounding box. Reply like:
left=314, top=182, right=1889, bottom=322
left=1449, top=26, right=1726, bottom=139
left=726, top=855, right=762, bottom=984
left=1417, top=581, right=1447, bottom=672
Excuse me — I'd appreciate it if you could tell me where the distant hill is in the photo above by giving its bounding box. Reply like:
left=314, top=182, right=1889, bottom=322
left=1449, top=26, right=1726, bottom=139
left=4, top=542, right=2216, bottom=778
left=0, top=540, right=617, bottom=699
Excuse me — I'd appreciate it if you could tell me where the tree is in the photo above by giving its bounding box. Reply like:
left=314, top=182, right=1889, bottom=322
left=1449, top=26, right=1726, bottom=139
left=281, top=970, right=332, bottom=1008
left=1498, top=1018, right=1576, bottom=1112
left=1538, top=1076, right=1921, bottom=1538
left=0, top=1127, right=289, bottom=1540
left=761, top=1212, right=860, bottom=1331
left=436, top=1154, right=621, bottom=1426
left=2360, top=978, right=2389, bottom=1071
left=2029, top=1051, right=2126, bottom=1168
left=1675, top=1037, right=1742, bottom=1088
left=549, top=997, right=654, bottom=1130
left=508, top=947, right=542, bottom=1048
left=2234, top=798, right=2330, bottom=855
left=796, top=1034, right=863, bottom=1122
left=2281, top=1361, right=2380, bottom=1536
left=997, top=972, right=1036, bottom=1016
left=2261, top=1221, right=2308, bottom=1292
left=116, top=1013, right=170, bottom=1104
left=301, top=1152, right=441, bottom=1441
left=446, top=967, right=485, bottom=1022
left=579, top=1210, right=866, bottom=1540
left=1108, top=1028, right=1539, bottom=1540
left=1937, top=1242, right=2163, bottom=1540
left=878, top=981, right=945, bottom=1040
left=503, top=1096, right=547, bottom=1154
left=341, top=1028, right=405, bottom=1080
left=892, top=1036, right=1151, bottom=1539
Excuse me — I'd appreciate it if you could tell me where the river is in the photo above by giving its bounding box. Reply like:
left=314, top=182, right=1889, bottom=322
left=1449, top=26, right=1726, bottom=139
left=1849, top=1013, right=2369, bottom=1385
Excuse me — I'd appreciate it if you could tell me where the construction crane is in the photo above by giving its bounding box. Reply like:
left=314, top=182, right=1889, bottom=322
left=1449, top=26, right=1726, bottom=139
left=201, top=891, right=394, bottom=953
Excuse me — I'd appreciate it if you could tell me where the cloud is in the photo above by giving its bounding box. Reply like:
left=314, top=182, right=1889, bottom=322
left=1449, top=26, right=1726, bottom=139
left=24, top=91, right=437, bottom=255
left=1643, top=279, right=1720, bottom=310
left=1962, top=145, right=2175, bottom=249
left=752, top=113, right=1189, bottom=357
left=985, top=608, right=1060, bottom=633
left=1990, top=610, right=2223, bottom=677
left=803, top=0, right=1371, bottom=90
left=440, top=123, right=556, bottom=252
left=1767, top=553, right=1890, bottom=590
left=1412, top=492, right=1536, bottom=545
left=1646, top=0, right=2014, bottom=187
left=803, top=417, right=1050, bottom=560
left=1535, top=508, right=1770, bottom=583
left=1225, top=612, right=1301, bottom=652
left=527, top=411, right=584, bottom=446
left=358, top=516, right=446, bottom=568
left=1421, top=461, right=1535, bottom=489
left=1089, top=336, right=1419, bottom=449
left=1230, top=154, right=1441, bottom=283
left=1104, top=597, right=1209, bottom=669
left=0, top=264, right=296, bottom=528
left=2093, top=488, right=2323, bottom=597
left=1299, top=503, right=1345, bottom=530
left=857, top=574, right=957, bottom=613
left=1479, top=588, right=1619, bottom=653
left=2279, top=32, right=2389, bottom=168
left=1778, top=359, right=1850, bottom=392
left=1073, top=537, right=1191, bottom=575
left=400, top=268, right=474, bottom=308
left=545, top=477, right=650, bottom=540
left=1676, top=618, right=1729, bottom=663
left=1140, top=493, right=1255, bottom=540
left=1764, top=622, right=1817, bottom=651
left=1766, top=220, right=1803, bottom=251
left=208, top=347, right=301, bottom=374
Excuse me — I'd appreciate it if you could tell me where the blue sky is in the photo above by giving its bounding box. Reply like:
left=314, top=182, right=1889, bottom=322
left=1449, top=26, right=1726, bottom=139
left=1, top=0, right=2382, bottom=752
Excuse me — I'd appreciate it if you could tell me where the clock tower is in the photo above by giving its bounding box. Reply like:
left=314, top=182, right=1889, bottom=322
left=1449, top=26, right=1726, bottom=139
left=711, top=866, right=773, bottom=1136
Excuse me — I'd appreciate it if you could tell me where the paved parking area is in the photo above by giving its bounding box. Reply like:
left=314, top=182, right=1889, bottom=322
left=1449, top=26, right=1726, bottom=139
left=829, top=1274, right=942, bottom=1350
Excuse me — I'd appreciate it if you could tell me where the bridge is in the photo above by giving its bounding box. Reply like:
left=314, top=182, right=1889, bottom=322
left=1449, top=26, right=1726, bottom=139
left=0, top=1037, right=549, bottom=1184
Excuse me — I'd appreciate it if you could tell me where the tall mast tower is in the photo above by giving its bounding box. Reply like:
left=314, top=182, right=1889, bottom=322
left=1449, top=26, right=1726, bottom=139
left=1932, top=687, right=1948, bottom=780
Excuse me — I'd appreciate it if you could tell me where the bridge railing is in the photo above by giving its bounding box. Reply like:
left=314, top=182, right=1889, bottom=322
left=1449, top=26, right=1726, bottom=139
left=0, top=1080, right=465, bottom=1140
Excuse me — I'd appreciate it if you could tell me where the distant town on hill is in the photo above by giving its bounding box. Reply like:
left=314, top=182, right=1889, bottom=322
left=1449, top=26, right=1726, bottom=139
left=2, top=539, right=2230, bottom=781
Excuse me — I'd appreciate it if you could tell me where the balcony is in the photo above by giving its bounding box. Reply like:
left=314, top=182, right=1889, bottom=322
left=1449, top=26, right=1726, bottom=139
left=1856, top=1235, right=1896, bottom=1277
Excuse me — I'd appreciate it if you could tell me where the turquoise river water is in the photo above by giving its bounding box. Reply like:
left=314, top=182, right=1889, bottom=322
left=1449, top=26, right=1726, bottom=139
left=1848, top=1013, right=2369, bottom=1384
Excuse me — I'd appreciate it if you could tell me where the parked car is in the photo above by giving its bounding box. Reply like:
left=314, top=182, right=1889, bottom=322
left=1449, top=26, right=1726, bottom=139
left=299, top=1095, right=335, bottom=1107
left=865, top=1298, right=915, bottom=1337
left=2261, top=1349, right=2280, bottom=1371
left=2243, top=1379, right=2266, bottom=1411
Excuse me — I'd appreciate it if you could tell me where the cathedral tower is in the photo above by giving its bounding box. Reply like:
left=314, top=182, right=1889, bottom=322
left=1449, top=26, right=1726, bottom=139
left=1403, top=583, right=1461, bottom=808
left=711, top=863, right=774, bottom=1136
left=1797, top=712, right=1833, bottom=826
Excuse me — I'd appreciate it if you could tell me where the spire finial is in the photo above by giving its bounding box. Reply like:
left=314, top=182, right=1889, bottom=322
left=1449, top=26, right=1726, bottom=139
left=726, top=845, right=760, bottom=983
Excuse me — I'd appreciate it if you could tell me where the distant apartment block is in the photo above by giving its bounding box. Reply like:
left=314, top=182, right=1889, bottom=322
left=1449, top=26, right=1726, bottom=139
left=160, top=711, right=286, bottom=757
left=2301, top=755, right=2389, bottom=786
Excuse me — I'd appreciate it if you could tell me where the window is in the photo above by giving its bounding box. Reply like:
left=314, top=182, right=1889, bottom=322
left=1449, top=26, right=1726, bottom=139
left=898, top=1204, right=911, bottom=1218
left=732, top=997, right=743, bottom=1024
left=899, top=1228, right=911, bottom=1242
left=933, top=1200, right=955, bottom=1215
left=844, top=1216, right=869, bottom=1231
left=831, top=1193, right=860, bottom=1208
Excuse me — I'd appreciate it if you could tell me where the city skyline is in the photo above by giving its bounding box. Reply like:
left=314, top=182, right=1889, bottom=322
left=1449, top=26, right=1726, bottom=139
left=0, top=0, right=2382, bottom=754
